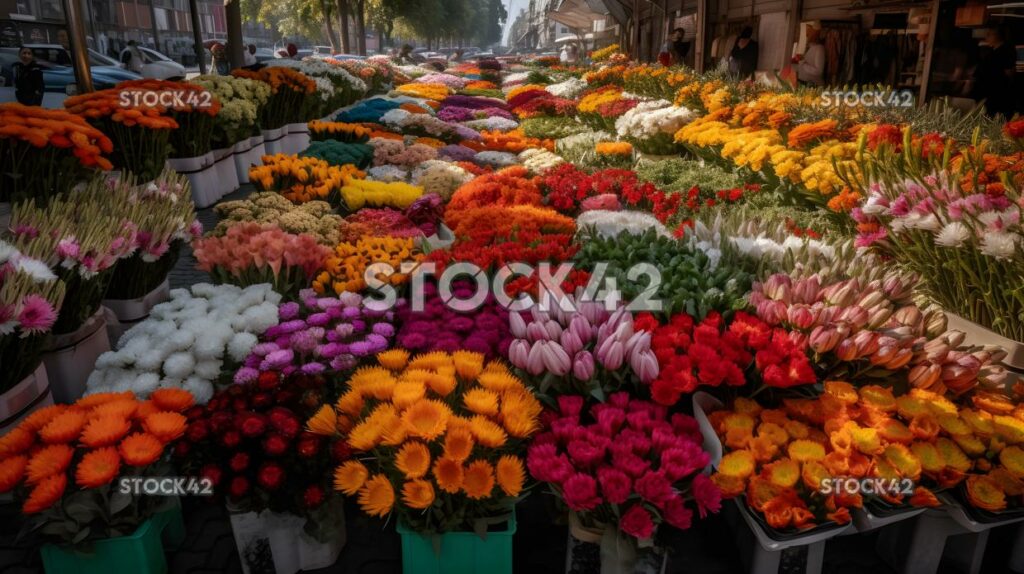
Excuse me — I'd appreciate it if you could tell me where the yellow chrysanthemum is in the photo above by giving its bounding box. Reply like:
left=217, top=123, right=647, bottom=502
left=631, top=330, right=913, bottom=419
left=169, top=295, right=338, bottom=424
left=402, top=400, right=451, bottom=441
left=307, top=405, right=339, bottom=436
left=407, top=351, right=453, bottom=372
left=395, top=441, right=432, bottom=479
left=336, top=390, right=365, bottom=417
left=788, top=440, right=826, bottom=462
left=402, top=479, right=435, bottom=509
left=443, top=427, right=475, bottom=462
left=334, top=460, right=369, bottom=495
left=452, top=351, right=485, bottom=380
left=462, top=460, right=495, bottom=499
left=433, top=456, right=464, bottom=493
left=496, top=455, right=525, bottom=497
left=764, top=458, right=800, bottom=488
left=377, top=349, right=410, bottom=371
left=425, top=372, right=457, bottom=397
left=463, top=388, right=500, bottom=417
left=358, top=474, right=395, bottom=517
left=391, top=380, right=427, bottom=411
left=469, top=415, right=507, bottom=448
left=718, top=450, right=756, bottom=478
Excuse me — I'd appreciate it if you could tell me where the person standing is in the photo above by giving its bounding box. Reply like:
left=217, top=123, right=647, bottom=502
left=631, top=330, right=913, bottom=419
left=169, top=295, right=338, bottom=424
left=973, top=28, right=1016, bottom=118
left=13, top=46, right=44, bottom=106
left=795, top=24, right=825, bottom=86
left=729, top=26, right=759, bottom=80
left=123, top=40, right=145, bottom=74
left=210, top=43, right=230, bottom=75
left=244, top=43, right=257, bottom=67
left=670, top=27, right=690, bottom=65
left=559, top=45, right=569, bottom=64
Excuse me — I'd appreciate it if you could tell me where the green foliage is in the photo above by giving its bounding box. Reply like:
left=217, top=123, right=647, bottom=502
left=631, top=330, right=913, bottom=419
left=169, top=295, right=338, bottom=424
left=520, top=116, right=590, bottom=140
left=301, top=139, right=375, bottom=169
left=634, top=159, right=742, bottom=194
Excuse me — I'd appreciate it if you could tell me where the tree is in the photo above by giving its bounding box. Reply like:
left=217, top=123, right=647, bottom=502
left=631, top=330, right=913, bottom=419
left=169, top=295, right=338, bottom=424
left=337, top=0, right=351, bottom=53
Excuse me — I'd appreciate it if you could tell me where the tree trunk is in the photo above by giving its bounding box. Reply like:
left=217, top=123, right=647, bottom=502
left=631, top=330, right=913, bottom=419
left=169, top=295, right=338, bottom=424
left=337, top=0, right=350, bottom=53
left=321, top=0, right=338, bottom=51
left=355, top=0, right=366, bottom=55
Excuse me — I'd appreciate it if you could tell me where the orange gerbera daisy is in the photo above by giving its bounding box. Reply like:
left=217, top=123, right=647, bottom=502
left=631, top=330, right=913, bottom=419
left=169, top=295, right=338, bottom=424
left=358, top=474, right=395, bottom=517
left=469, top=415, right=507, bottom=447
left=335, top=460, right=369, bottom=495
left=80, top=415, right=132, bottom=447
left=133, top=400, right=161, bottom=421
left=150, top=388, right=195, bottom=412
left=395, top=441, right=431, bottom=479
left=19, top=404, right=69, bottom=433
left=402, top=400, right=451, bottom=441
left=391, top=380, right=427, bottom=410
left=306, top=405, right=339, bottom=436
left=377, top=349, right=410, bottom=370
left=92, top=399, right=138, bottom=420
left=433, top=456, right=464, bottom=493
left=143, top=412, right=187, bottom=442
left=76, top=447, right=121, bottom=488
left=463, top=388, right=500, bottom=417
left=119, top=432, right=164, bottom=466
left=442, top=427, right=474, bottom=462
left=0, top=454, right=28, bottom=492
left=496, top=455, right=525, bottom=497
left=462, top=460, right=495, bottom=499
left=402, top=479, right=435, bottom=509
left=38, top=409, right=88, bottom=444
left=22, top=473, right=67, bottom=514
left=0, top=427, right=35, bottom=458
left=26, top=444, right=74, bottom=484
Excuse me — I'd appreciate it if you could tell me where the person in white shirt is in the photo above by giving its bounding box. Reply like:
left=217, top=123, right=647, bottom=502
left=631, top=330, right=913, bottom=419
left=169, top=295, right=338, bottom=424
left=796, top=24, right=825, bottom=86
left=124, top=40, right=145, bottom=74
left=559, top=46, right=569, bottom=64
left=244, top=44, right=257, bottom=67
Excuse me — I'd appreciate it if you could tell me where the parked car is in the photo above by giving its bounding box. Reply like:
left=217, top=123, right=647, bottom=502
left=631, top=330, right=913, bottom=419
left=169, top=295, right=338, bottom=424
left=15, top=43, right=141, bottom=84
left=118, top=46, right=186, bottom=80
left=0, top=49, right=130, bottom=107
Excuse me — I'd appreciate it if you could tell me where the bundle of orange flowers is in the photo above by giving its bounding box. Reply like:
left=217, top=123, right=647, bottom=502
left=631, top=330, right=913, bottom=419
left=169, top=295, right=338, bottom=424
left=120, top=79, right=222, bottom=158
left=461, top=129, right=554, bottom=153
left=0, top=103, right=113, bottom=202
left=249, top=153, right=359, bottom=204
left=444, top=165, right=544, bottom=227
left=395, top=83, right=452, bottom=102
left=0, top=389, right=192, bottom=544
left=595, top=141, right=633, bottom=156
left=786, top=119, right=840, bottom=150
left=311, top=236, right=422, bottom=295
left=232, top=67, right=316, bottom=128
left=308, top=120, right=373, bottom=143
left=466, top=80, right=498, bottom=90
left=710, top=381, right=1024, bottom=532
left=307, top=350, right=542, bottom=533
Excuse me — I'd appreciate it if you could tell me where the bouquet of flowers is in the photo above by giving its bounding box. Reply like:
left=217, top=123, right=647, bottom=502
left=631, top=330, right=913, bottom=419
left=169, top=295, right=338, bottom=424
left=335, top=97, right=401, bottom=123
left=105, top=170, right=202, bottom=300
left=520, top=117, right=590, bottom=140
left=338, top=178, right=425, bottom=212
left=307, top=350, right=542, bottom=533
left=395, top=83, right=452, bottom=102
left=615, top=101, right=694, bottom=155
left=213, top=192, right=344, bottom=245
left=396, top=281, right=511, bottom=359
left=267, top=59, right=367, bottom=112
left=519, top=148, right=565, bottom=175
left=234, top=289, right=398, bottom=383
left=307, top=120, right=373, bottom=143
left=193, top=223, right=331, bottom=299
left=312, top=237, right=422, bottom=296
left=0, top=389, right=193, bottom=546
left=175, top=371, right=342, bottom=538
left=64, top=87, right=178, bottom=182
left=379, top=108, right=470, bottom=143
left=444, top=166, right=543, bottom=224
left=0, top=240, right=65, bottom=392
left=368, top=137, right=438, bottom=167
left=9, top=179, right=138, bottom=334
left=302, top=139, right=375, bottom=169
left=0, top=103, right=113, bottom=203
left=249, top=154, right=356, bottom=205
left=403, top=193, right=445, bottom=237
left=232, top=67, right=316, bottom=128
left=114, top=79, right=221, bottom=159
left=507, top=298, right=658, bottom=398
left=86, top=283, right=281, bottom=404
left=528, top=393, right=719, bottom=552
left=191, top=75, right=271, bottom=148
left=576, top=210, right=669, bottom=239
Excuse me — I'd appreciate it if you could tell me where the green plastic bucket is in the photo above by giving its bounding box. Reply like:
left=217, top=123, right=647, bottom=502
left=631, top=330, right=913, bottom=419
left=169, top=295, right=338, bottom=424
left=40, top=499, right=185, bottom=574
left=397, top=511, right=516, bottom=574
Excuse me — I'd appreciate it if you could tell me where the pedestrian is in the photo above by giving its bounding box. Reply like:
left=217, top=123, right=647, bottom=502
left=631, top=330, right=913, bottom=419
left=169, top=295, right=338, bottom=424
left=559, top=45, right=569, bottom=64
left=12, top=46, right=44, bottom=106
left=286, top=43, right=298, bottom=60
left=729, top=26, right=758, bottom=80
left=566, top=44, right=579, bottom=64
left=210, top=43, right=229, bottom=75
left=972, top=28, right=1016, bottom=118
left=397, top=44, right=416, bottom=64
left=123, top=39, right=145, bottom=75
left=795, top=24, right=825, bottom=86
left=244, top=43, right=257, bottom=67
left=670, top=27, right=690, bottom=65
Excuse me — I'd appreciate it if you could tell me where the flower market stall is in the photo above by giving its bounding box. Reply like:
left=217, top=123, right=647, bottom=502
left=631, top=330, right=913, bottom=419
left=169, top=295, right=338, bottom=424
left=1, top=46, right=1023, bottom=574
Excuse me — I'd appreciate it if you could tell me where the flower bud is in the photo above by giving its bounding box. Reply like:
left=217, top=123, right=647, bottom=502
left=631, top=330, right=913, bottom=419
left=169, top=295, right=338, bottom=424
left=573, top=351, right=595, bottom=381
left=570, top=315, right=593, bottom=344
left=613, top=320, right=634, bottom=343
left=787, top=305, right=816, bottom=330
left=853, top=331, right=880, bottom=357
left=793, top=275, right=821, bottom=304
left=623, top=330, right=651, bottom=359
left=600, top=340, right=625, bottom=371
left=856, top=290, right=885, bottom=311
left=884, top=348, right=914, bottom=370
left=508, top=339, right=530, bottom=370
left=541, top=341, right=572, bottom=376
left=526, top=341, right=546, bottom=376
left=838, top=305, right=869, bottom=329
left=544, top=319, right=564, bottom=341
left=527, top=322, right=551, bottom=343
left=867, top=307, right=894, bottom=330
left=763, top=274, right=792, bottom=302
left=809, top=326, right=841, bottom=354
left=909, top=363, right=941, bottom=389
left=509, top=312, right=527, bottom=339
left=756, top=299, right=787, bottom=325
left=924, top=311, right=948, bottom=339
left=560, top=329, right=584, bottom=357
left=893, top=306, right=922, bottom=328
left=944, top=330, right=966, bottom=349
left=835, top=339, right=859, bottom=362
left=631, top=349, right=659, bottom=384
left=870, top=345, right=897, bottom=366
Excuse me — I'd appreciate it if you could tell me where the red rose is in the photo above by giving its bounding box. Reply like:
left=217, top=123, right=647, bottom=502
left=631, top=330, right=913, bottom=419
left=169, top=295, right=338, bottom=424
left=620, top=503, right=655, bottom=539
left=257, top=371, right=280, bottom=390
left=330, top=440, right=352, bottom=463
left=229, top=452, right=250, bottom=472
left=201, top=464, right=224, bottom=487
left=297, top=433, right=321, bottom=458
left=172, top=441, right=190, bottom=458
left=228, top=475, right=250, bottom=499
left=238, top=413, right=268, bottom=438
left=220, top=430, right=241, bottom=448
left=186, top=420, right=209, bottom=443
left=262, top=433, right=288, bottom=456
left=303, top=484, right=325, bottom=508
left=257, top=462, right=286, bottom=491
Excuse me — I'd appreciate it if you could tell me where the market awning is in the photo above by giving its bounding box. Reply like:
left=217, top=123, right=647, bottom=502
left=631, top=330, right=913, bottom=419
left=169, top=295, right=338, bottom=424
left=548, top=0, right=605, bottom=31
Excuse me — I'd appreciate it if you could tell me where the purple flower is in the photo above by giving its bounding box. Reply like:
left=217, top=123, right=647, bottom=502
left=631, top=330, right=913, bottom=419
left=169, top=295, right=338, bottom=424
left=341, top=306, right=361, bottom=319
left=439, top=145, right=476, bottom=161
left=234, top=367, right=259, bottom=384
left=462, top=336, right=492, bottom=355
left=300, top=362, right=326, bottom=375
left=449, top=317, right=475, bottom=332
left=316, top=297, right=343, bottom=309
left=264, top=349, right=294, bottom=369
left=276, top=319, right=308, bottom=334
left=349, top=341, right=373, bottom=356
left=291, top=328, right=325, bottom=354
left=17, top=295, right=57, bottom=334
left=318, top=342, right=349, bottom=358
left=334, top=323, right=355, bottom=338
left=307, top=312, right=331, bottom=327
left=399, top=332, right=429, bottom=349
left=251, top=342, right=280, bottom=356
left=330, top=355, right=357, bottom=371
left=372, top=323, right=395, bottom=337
left=279, top=302, right=300, bottom=321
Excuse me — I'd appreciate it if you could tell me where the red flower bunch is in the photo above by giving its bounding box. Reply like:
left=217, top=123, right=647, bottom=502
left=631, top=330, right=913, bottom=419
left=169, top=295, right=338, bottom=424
left=175, top=372, right=344, bottom=516
left=595, top=98, right=638, bottom=119
left=785, top=218, right=822, bottom=239
left=426, top=229, right=579, bottom=275
left=866, top=124, right=903, bottom=152
left=449, top=205, right=576, bottom=242
left=681, top=183, right=761, bottom=218
left=444, top=166, right=543, bottom=226
left=527, top=393, right=720, bottom=540
left=534, top=164, right=682, bottom=221
left=916, top=132, right=949, bottom=159
left=506, top=88, right=549, bottom=110
left=1004, top=119, right=1024, bottom=140
left=513, top=95, right=578, bottom=118
left=636, top=311, right=816, bottom=405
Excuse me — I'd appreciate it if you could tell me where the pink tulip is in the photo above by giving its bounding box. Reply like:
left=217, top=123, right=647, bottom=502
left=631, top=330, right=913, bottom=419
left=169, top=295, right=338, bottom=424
left=526, top=341, right=546, bottom=376
left=787, top=305, right=816, bottom=330
left=853, top=331, right=880, bottom=357
left=763, top=275, right=792, bottom=302
left=569, top=315, right=593, bottom=344
left=612, top=320, right=633, bottom=343
left=573, top=351, right=595, bottom=381
left=623, top=330, right=651, bottom=358
left=599, top=340, right=625, bottom=371
left=793, top=275, right=820, bottom=304
left=508, top=339, right=530, bottom=370
left=631, top=349, right=659, bottom=384
left=509, top=311, right=528, bottom=338
left=756, top=299, right=787, bottom=325
left=835, top=339, right=859, bottom=362
left=809, top=326, right=841, bottom=353
left=527, top=322, right=551, bottom=342
left=561, top=329, right=584, bottom=357
left=544, top=320, right=564, bottom=341
left=540, top=341, right=572, bottom=376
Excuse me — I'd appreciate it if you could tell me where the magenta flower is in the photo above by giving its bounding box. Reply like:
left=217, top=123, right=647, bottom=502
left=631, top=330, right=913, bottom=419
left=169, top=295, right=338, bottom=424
left=17, top=295, right=57, bottom=335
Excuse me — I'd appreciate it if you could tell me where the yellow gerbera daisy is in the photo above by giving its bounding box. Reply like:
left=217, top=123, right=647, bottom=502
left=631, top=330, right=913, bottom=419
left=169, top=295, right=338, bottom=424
left=395, top=441, right=431, bottom=479
left=462, top=460, right=495, bottom=499
left=402, top=399, right=451, bottom=441
left=335, top=460, right=369, bottom=495
left=358, top=474, right=395, bottom=517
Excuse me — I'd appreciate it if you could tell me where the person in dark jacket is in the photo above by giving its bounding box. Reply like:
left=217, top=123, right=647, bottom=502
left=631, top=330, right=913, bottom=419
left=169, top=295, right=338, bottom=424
left=973, top=28, right=1017, bottom=118
left=13, top=46, right=44, bottom=106
left=729, top=26, right=759, bottom=80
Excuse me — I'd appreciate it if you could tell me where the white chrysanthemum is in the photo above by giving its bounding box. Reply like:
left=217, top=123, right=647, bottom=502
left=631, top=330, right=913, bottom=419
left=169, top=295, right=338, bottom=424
left=463, top=117, right=519, bottom=132
left=474, top=151, right=519, bottom=168
left=576, top=210, right=670, bottom=239
left=163, top=352, right=196, bottom=379
left=368, top=165, right=410, bottom=182
left=0, top=240, right=17, bottom=264
left=934, top=222, right=971, bottom=247
left=193, top=360, right=223, bottom=380
left=228, top=332, right=259, bottom=362
left=545, top=77, right=587, bottom=99
left=182, top=378, right=214, bottom=405
left=132, top=372, right=161, bottom=396
left=980, top=231, right=1019, bottom=259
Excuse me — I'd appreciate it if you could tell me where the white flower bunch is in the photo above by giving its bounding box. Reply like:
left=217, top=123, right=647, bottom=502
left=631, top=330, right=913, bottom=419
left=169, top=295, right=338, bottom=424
left=463, top=117, right=519, bottom=132
left=545, top=77, right=587, bottom=99
left=576, top=210, right=670, bottom=240
left=474, top=151, right=520, bottom=168
left=86, top=283, right=281, bottom=404
left=728, top=234, right=836, bottom=262
left=395, top=64, right=430, bottom=78
left=367, top=165, right=410, bottom=183
left=519, top=148, right=564, bottom=175
left=381, top=108, right=458, bottom=138
left=615, top=100, right=695, bottom=139
left=502, top=71, right=531, bottom=89
left=410, top=160, right=474, bottom=200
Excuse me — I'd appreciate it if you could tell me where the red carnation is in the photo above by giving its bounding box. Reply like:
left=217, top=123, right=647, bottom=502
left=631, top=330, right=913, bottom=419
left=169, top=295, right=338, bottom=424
left=620, top=503, right=655, bottom=539
left=303, top=484, right=326, bottom=508
left=257, top=462, right=286, bottom=491
left=220, top=429, right=241, bottom=448
left=229, top=452, right=250, bottom=472
left=200, top=464, right=224, bottom=488
left=186, top=420, right=209, bottom=443
left=263, top=433, right=289, bottom=456
left=562, top=473, right=602, bottom=511
left=268, top=408, right=300, bottom=438
left=257, top=371, right=280, bottom=389
left=297, top=434, right=321, bottom=458
left=228, top=475, right=250, bottom=499
left=661, top=496, right=693, bottom=530
left=238, top=413, right=268, bottom=438
left=597, top=467, right=631, bottom=505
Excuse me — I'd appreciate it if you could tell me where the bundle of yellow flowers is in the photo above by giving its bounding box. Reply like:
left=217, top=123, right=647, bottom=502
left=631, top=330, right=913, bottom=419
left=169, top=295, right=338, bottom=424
left=338, top=178, right=425, bottom=212
left=395, top=83, right=451, bottom=102
left=308, top=120, right=373, bottom=143
left=307, top=350, right=542, bottom=533
left=249, top=154, right=361, bottom=204
left=311, top=236, right=422, bottom=295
